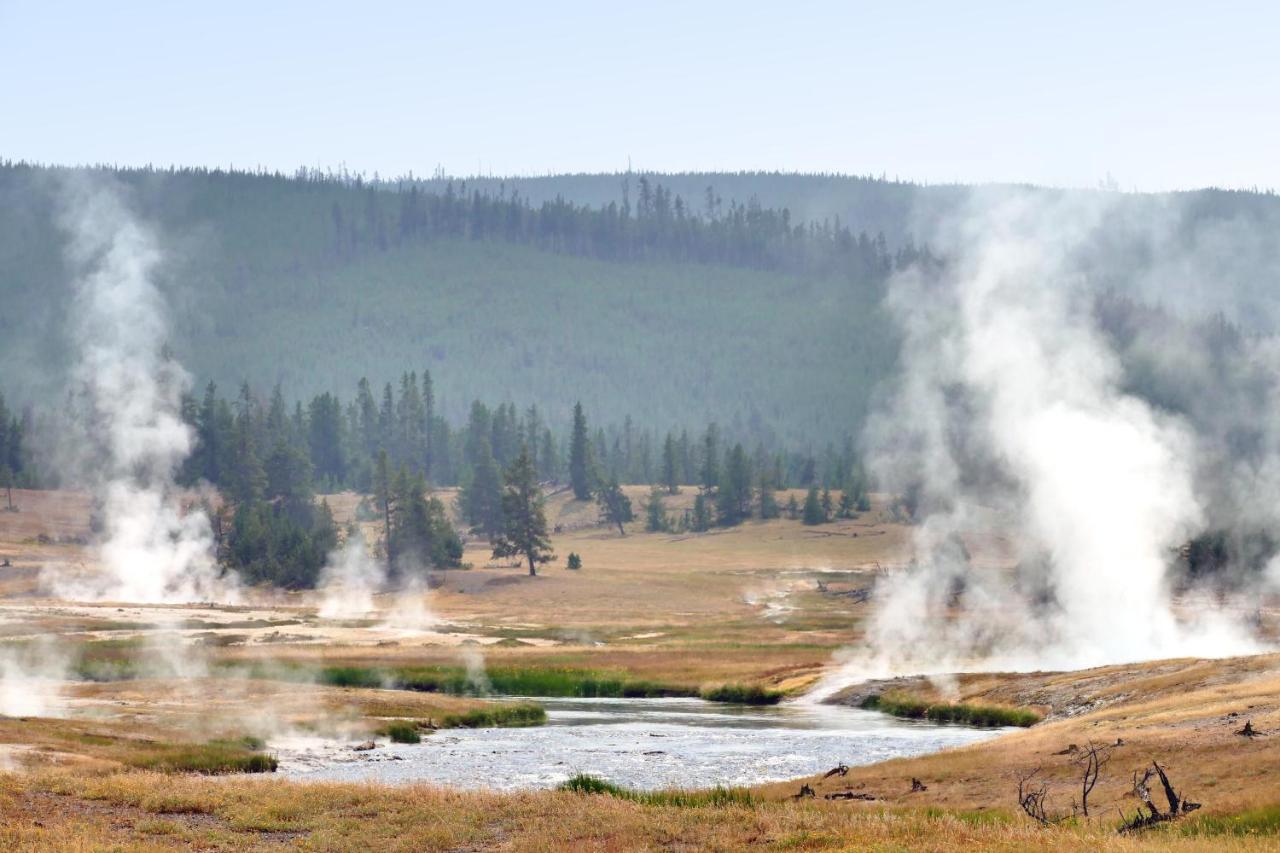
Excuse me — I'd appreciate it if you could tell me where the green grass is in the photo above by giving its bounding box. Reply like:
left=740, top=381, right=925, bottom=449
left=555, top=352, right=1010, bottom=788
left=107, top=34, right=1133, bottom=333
left=558, top=774, right=755, bottom=808
left=699, top=684, right=783, bottom=705
left=1182, top=805, right=1280, bottom=837
left=231, top=661, right=783, bottom=707
left=860, top=694, right=1041, bottom=728
left=377, top=721, right=422, bottom=744
left=918, top=807, right=1015, bottom=827
left=438, top=704, right=547, bottom=728
left=391, top=665, right=697, bottom=699
left=313, top=665, right=387, bottom=688
left=123, top=740, right=278, bottom=774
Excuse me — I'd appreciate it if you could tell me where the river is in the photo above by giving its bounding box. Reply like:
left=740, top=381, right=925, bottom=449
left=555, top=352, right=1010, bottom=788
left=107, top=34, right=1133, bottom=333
left=273, top=696, right=1006, bottom=790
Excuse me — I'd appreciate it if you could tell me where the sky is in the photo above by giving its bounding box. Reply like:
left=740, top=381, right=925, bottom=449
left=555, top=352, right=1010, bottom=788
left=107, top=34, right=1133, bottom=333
left=2, top=1, right=1277, bottom=191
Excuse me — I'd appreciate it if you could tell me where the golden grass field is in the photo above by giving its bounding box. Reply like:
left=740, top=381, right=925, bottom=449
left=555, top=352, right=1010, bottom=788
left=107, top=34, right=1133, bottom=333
left=0, top=487, right=1278, bottom=849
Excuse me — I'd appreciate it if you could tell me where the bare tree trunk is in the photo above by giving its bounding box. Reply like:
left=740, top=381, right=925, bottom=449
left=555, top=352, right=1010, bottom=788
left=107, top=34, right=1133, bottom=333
left=527, top=551, right=536, bottom=576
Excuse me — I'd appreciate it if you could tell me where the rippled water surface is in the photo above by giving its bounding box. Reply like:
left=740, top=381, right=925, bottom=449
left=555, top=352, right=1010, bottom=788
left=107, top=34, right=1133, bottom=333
left=275, top=697, right=1006, bottom=790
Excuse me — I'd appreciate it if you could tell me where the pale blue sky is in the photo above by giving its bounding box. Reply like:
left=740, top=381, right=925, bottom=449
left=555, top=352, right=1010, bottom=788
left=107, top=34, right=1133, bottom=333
left=2, top=1, right=1276, bottom=190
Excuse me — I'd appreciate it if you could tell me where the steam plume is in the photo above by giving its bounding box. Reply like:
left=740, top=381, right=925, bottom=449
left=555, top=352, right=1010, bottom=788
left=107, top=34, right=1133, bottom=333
left=821, top=191, right=1261, bottom=690
left=43, top=176, right=232, bottom=604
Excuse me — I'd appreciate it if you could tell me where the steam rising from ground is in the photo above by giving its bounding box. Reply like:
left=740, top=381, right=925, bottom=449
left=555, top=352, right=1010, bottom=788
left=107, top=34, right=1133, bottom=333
left=317, top=532, right=436, bottom=632
left=42, top=177, right=232, bottom=605
left=318, top=534, right=383, bottom=618
left=821, top=191, right=1264, bottom=691
left=0, top=638, right=71, bottom=717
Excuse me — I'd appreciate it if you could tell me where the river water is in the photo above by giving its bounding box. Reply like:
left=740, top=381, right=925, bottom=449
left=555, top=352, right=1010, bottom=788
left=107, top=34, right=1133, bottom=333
left=274, top=697, right=1005, bottom=790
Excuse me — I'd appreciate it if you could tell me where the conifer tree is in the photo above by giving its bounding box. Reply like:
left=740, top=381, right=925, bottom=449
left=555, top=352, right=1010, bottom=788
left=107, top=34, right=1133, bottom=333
left=691, top=492, right=712, bottom=532
left=759, top=472, right=780, bottom=520
left=699, top=423, right=720, bottom=495
left=569, top=402, right=594, bottom=500
left=662, top=432, right=680, bottom=494
left=493, top=447, right=554, bottom=576
left=715, top=443, right=752, bottom=526
left=644, top=485, right=668, bottom=532
left=802, top=486, right=826, bottom=525
left=375, top=448, right=395, bottom=572
left=460, top=435, right=504, bottom=542
left=596, top=478, right=634, bottom=536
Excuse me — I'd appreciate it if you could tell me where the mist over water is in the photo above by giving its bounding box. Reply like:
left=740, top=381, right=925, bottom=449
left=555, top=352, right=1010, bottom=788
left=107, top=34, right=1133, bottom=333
left=817, top=191, right=1270, bottom=693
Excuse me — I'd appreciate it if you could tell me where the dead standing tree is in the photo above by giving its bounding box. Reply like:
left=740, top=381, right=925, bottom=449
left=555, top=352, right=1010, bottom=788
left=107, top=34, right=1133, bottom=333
left=1072, top=741, right=1113, bottom=817
left=1017, top=741, right=1113, bottom=825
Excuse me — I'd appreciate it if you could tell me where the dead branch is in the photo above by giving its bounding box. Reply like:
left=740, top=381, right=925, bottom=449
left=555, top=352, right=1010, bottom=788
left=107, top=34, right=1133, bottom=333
left=1016, top=767, right=1061, bottom=825
left=792, top=783, right=816, bottom=800
left=1119, top=761, right=1201, bottom=833
left=1235, top=720, right=1261, bottom=737
left=822, top=763, right=849, bottom=779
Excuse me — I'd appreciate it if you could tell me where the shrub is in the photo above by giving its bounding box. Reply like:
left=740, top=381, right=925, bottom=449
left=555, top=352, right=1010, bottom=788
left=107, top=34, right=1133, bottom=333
left=378, top=721, right=422, bottom=743
left=567, top=552, right=582, bottom=570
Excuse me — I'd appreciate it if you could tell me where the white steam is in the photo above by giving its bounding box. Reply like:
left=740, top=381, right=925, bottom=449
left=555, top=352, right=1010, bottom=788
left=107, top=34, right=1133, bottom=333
left=42, top=177, right=232, bottom=605
left=0, top=638, right=72, bottom=718
left=317, top=533, right=383, bottom=619
left=821, top=191, right=1261, bottom=691
left=317, top=531, right=436, bottom=632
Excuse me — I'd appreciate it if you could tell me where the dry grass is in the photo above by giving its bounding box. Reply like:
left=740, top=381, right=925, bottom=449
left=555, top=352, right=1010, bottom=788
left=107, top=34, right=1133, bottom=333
left=765, top=654, right=1280, bottom=834
left=0, top=768, right=1274, bottom=851
left=3, top=489, right=1280, bottom=847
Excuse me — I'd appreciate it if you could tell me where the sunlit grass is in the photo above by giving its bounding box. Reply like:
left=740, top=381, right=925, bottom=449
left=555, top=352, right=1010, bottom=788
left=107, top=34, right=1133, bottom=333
left=861, top=693, right=1041, bottom=727
left=122, top=740, right=278, bottom=774
left=558, top=773, right=756, bottom=807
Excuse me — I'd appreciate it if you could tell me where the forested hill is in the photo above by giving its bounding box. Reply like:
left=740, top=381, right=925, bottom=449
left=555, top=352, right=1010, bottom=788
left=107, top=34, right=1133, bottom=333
left=1, top=162, right=1278, bottom=448
left=0, top=163, right=918, bottom=447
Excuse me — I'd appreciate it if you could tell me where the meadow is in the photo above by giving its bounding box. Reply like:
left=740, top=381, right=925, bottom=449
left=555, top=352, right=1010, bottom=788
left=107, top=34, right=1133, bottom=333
left=0, top=487, right=1277, bottom=849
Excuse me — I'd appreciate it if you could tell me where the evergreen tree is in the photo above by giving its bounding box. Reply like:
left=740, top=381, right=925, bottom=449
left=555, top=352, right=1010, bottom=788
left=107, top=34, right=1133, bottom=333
left=493, top=447, right=554, bottom=576
left=821, top=486, right=833, bottom=520
left=662, top=432, right=680, bottom=494
left=596, top=478, right=634, bottom=536
left=539, top=427, right=559, bottom=482
left=644, top=485, right=668, bottom=532
left=802, top=486, right=826, bottom=525
left=691, top=492, right=712, bottom=532
left=699, top=423, right=720, bottom=494
left=389, top=469, right=462, bottom=575
left=715, top=442, right=752, bottom=526
left=307, top=392, right=346, bottom=486
left=421, top=369, right=436, bottom=480
left=568, top=402, right=593, bottom=500
left=786, top=493, right=800, bottom=520
left=759, top=472, right=780, bottom=520
left=460, top=435, right=504, bottom=542
left=375, top=448, right=395, bottom=573
left=227, top=406, right=266, bottom=505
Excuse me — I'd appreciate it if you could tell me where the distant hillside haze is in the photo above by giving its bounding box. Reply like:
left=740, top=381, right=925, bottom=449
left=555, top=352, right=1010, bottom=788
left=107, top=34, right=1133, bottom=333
left=1, top=162, right=1278, bottom=447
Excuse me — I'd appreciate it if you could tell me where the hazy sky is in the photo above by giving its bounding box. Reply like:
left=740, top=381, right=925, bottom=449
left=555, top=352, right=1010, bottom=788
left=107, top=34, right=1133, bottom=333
left=3, top=1, right=1277, bottom=191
